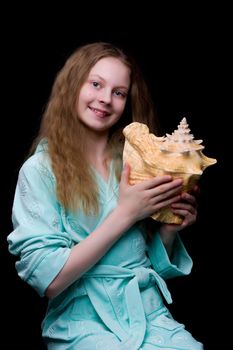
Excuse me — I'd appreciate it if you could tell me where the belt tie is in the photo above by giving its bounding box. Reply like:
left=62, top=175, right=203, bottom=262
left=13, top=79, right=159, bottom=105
left=83, top=264, right=172, bottom=349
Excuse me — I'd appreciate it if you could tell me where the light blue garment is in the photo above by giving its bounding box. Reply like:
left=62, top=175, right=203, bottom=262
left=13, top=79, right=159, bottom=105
left=7, top=142, right=203, bottom=349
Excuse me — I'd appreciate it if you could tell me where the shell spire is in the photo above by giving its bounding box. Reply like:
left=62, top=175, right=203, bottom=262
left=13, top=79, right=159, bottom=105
left=123, top=118, right=217, bottom=224
left=161, top=117, right=204, bottom=152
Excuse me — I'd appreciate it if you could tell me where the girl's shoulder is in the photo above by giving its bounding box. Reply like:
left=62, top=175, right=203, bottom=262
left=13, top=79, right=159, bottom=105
left=20, top=140, right=54, bottom=182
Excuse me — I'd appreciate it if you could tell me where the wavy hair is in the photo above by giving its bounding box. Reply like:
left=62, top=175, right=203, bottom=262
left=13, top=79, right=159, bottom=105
left=30, top=42, right=160, bottom=214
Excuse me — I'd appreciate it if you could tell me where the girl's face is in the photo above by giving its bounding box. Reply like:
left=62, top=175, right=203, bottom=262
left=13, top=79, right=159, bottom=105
left=77, top=57, right=130, bottom=134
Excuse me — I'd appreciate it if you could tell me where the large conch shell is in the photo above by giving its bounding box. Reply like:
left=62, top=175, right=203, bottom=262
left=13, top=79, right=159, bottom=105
left=123, top=118, right=217, bottom=224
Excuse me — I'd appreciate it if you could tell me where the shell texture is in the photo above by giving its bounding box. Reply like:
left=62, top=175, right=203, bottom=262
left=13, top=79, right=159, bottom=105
left=123, top=118, right=217, bottom=224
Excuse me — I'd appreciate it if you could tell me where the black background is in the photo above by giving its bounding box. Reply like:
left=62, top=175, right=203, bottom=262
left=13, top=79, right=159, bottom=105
left=2, top=5, right=230, bottom=349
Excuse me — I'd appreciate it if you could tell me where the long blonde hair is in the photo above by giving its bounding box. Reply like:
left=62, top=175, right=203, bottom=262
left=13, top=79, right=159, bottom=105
left=31, top=42, right=160, bottom=214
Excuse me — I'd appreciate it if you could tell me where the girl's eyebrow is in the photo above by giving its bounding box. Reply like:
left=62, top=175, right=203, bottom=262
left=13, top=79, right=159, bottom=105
left=89, top=74, right=103, bottom=80
left=89, top=74, right=129, bottom=91
left=88, top=74, right=106, bottom=83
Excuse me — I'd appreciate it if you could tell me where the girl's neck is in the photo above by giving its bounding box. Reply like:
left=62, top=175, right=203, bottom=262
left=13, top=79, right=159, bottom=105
left=85, top=135, right=110, bottom=166
left=88, top=147, right=111, bottom=183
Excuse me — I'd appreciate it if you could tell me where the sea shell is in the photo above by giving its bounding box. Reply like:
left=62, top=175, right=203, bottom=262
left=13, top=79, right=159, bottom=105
left=123, top=118, right=217, bottom=224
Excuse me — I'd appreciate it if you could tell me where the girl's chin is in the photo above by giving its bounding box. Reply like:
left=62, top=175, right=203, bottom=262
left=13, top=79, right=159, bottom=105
left=84, top=122, right=110, bottom=133
left=89, top=118, right=115, bottom=130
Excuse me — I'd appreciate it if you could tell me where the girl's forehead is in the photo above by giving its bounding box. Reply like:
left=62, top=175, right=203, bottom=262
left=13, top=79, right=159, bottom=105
left=89, top=57, right=131, bottom=88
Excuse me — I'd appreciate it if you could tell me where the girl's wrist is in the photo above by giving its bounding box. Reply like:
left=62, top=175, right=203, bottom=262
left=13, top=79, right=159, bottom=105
left=158, top=225, right=177, bottom=246
left=111, top=205, right=135, bottom=233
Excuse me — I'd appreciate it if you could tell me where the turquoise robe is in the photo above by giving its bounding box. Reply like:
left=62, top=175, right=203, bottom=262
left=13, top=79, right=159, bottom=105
left=7, top=142, right=203, bottom=349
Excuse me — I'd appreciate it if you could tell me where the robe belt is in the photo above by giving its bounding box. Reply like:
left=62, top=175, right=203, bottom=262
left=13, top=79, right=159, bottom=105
left=44, top=264, right=172, bottom=349
left=83, top=264, right=172, bottom=348
left=84, top=264, right=172, bottom=304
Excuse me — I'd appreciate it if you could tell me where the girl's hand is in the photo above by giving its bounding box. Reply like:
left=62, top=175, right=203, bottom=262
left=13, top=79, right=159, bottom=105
left=158, top=189, right=198, bottom=255
left=118, top=163, right=183, bottom=224
left=160, top=190, right=198, bottom=236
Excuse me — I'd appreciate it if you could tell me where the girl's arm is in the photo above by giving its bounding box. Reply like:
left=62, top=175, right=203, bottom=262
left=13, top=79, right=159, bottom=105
left=46, top=164, right=183, bottom=298
left=158, top=190, right=198, bottom=257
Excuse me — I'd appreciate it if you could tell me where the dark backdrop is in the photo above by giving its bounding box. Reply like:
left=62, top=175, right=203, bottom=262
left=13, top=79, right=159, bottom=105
left=2, top=7, right=229, bottom=350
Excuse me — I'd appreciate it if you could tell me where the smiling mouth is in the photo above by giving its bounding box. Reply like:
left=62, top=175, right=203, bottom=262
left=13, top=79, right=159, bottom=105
left=89, top=106, right=110, bottom=118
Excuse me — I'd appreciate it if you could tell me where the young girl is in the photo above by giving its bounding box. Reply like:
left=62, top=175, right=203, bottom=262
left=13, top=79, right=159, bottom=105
left=7, top=42, right=203, bottom=349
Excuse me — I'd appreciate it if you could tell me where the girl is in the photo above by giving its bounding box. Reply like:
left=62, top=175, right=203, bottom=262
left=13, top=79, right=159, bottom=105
left=8, top=42, right=203, bottom=349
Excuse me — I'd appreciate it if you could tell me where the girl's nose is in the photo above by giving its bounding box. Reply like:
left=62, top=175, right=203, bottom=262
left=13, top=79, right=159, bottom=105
left=99, top=88, right=112, bottom=104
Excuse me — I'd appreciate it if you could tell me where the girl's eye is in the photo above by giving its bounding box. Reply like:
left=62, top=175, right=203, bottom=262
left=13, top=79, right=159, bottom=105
left=92, top=81, right=100, bottom=88
left=114, top=90, right=126, bottom=98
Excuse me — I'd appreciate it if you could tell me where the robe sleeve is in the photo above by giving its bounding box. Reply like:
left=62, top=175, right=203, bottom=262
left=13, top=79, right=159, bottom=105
left=7, top=155, right=72, bottom=297
left=147, top=232, right=193, bottom=279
